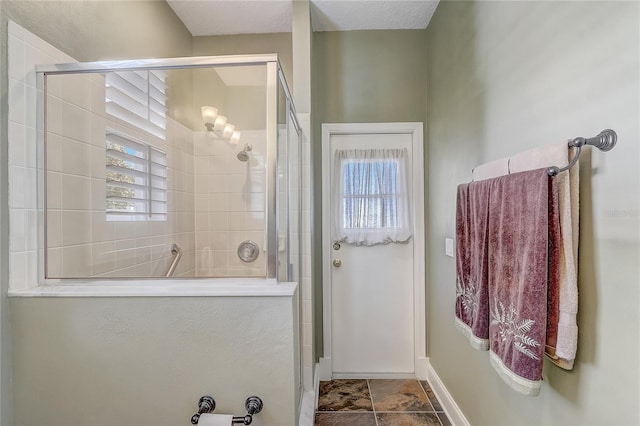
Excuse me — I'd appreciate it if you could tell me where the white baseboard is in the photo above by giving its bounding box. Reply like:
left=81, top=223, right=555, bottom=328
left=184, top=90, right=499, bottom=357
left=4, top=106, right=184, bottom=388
left=314, top=362, right=320, bottom=410
left=298, top=365, right=321, bottom=426
left=426, top=359, right=470, bottom=426
left=332, top=373, right=416, bottom=380
left=318, top=357, right=332, bottom=381
left=416, top=356, right=429, bottom=380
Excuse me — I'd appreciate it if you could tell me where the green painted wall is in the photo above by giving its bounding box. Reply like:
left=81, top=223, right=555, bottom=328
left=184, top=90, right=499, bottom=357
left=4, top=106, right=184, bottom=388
left=1, top=1, right=192, bottom=61
left=425, top=1, right=639, bottom=424
left=311, top=29, right=428, bottom=357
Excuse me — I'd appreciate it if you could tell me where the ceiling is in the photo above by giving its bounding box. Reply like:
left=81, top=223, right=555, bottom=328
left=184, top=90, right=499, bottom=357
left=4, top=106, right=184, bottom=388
left=166, top=0, right=440, bottom=36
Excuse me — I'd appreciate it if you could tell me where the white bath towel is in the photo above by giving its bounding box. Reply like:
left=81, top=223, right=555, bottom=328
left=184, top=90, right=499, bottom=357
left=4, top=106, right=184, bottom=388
left=472, top=158, right=510, bottom=181
left=509, top=143, right=579, bottom=370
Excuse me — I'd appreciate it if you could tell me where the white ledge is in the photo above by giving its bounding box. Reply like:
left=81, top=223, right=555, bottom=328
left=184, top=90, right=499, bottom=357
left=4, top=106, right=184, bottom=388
left=8, top=279, right=297, bottom=298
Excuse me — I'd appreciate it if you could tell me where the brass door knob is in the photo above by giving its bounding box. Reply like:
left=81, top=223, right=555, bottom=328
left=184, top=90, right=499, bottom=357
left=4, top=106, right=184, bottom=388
left=332, top=259, right=342, bottom=268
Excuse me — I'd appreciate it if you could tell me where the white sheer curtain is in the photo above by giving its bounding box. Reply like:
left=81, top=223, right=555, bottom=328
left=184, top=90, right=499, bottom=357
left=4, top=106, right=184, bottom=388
left=332, top=148, right=412, bottom=246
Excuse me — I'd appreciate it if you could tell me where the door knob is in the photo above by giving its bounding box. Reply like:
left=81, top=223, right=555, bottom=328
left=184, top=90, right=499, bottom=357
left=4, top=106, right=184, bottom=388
left=332, top=259, right=342, bottom=268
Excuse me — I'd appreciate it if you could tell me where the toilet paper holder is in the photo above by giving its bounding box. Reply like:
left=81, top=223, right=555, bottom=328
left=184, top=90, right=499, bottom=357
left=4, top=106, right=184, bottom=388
left=191, top=395, right=263, bottom=425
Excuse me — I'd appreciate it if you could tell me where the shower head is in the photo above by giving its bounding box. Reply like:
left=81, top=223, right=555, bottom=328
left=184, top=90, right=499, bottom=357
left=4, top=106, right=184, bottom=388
left=237, top=144, right=252, bottom=162
left=237, top=151, right=249, bottom=162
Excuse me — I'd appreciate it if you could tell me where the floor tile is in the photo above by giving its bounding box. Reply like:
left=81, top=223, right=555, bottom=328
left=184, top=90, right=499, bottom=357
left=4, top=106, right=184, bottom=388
left=369, top=379, right=434, bottom=412
left=437, top=412, right=452, bottom=426
left=376, top=412, right=442, bottom=426
left=420, top=380, right=443, bottom=412
left=317, top=379, right=373, bottom=411
left=314, top=412, right=377, bottom=426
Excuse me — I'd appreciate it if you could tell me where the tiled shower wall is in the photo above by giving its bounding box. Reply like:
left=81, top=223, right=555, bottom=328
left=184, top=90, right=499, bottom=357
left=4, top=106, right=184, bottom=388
left=193, top=130, right=267, bottom=277
left=46, top=72, right=197, bottom=278
left=8, top=21, right=197, bottom=284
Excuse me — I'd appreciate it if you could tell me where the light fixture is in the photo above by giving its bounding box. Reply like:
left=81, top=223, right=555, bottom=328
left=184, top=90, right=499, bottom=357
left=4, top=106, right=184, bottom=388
left=201, top=106, right=218, bottom=137
left=213, top=115, right=227, bottom=131
left=222, top=123, right=235, bottom=139
left=201, top=106, right=239, bottom=144
left=230, top=131, right=241, bottom=145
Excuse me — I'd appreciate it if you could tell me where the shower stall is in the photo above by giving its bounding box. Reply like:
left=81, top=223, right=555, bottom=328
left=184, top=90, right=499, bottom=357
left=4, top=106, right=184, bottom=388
left=37, top=54, right=302, bottom=283
left=8, top=19, right=305, bottom=425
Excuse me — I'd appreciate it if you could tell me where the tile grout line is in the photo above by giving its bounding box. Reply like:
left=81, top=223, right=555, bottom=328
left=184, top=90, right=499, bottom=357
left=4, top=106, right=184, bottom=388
left=418, top=379, right=444, bottom=426
left=367, top=379, right=379, bottom=426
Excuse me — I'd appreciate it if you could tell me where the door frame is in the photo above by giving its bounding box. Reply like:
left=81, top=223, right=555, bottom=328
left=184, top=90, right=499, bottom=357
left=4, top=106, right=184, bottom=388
left=319, top=122, right=427, bottom=380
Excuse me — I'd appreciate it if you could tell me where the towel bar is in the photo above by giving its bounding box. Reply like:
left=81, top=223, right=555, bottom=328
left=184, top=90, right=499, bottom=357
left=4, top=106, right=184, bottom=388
left=547, top=129, right=617, bottom=176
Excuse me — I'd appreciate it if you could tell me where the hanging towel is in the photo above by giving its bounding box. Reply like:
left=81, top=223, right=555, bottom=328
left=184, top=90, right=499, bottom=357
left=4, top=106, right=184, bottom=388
left=487, top=168, right=556, bottom=396
left=510, top=144, right=579, bottom=370
left=546, top=178, right=562, bottom=360
left=455, top=180, right=492, bottom=350
left=472, top=157, right=510, bottom=181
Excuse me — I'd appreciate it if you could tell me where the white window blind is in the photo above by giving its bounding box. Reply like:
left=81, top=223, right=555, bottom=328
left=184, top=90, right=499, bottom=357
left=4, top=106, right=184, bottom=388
left=106, top=131, right=167, bottom=221
left=332, top=148, right=412, bottom=246
left=106, top=70, right=167, bottom=139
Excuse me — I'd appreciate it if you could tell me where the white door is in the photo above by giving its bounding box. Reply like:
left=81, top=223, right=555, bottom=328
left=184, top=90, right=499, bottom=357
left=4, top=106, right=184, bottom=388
left=322, top=123, right=424, bottom=378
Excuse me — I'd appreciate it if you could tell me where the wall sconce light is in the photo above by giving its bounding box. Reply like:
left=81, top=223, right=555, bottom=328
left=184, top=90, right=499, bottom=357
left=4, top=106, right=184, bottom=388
left=222, top=123, right=235, bottom=139
left=201, top=106, right=240, bottom=145
left=201, top=106, right=218, bottom=137
left=213, top=115, right=228, bottom=131
left=230, top=131, right=241, bottom=145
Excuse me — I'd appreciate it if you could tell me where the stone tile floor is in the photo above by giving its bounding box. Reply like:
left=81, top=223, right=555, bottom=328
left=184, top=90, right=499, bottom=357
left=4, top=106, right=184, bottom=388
left=314, top=379, right=452, bottom=426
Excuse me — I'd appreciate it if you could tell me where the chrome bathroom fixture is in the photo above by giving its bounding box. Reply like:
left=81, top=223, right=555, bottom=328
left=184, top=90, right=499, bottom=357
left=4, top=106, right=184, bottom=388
left=237, top=144, right=252, bottom=162
left=165, top=243, right=183, bottom=277
left=191, top=395, right=264, bottom=425
left=547, top=129, right=617, bottom=176
left=191, top=396, right=215, bottom=425
left=237, top=240, right=260, bottom=263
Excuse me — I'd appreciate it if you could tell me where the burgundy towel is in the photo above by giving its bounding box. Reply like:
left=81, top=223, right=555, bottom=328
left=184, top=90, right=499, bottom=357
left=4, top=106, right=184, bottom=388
left=546, top=178, right=561, bottom=359
left=487, top=168, right=552, bottom=396
left=455, top=180, right=491, bottom=350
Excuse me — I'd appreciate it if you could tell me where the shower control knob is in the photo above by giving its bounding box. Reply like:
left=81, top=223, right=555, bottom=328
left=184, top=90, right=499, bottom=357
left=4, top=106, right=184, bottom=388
left=332, top=259, right=342, bottom=268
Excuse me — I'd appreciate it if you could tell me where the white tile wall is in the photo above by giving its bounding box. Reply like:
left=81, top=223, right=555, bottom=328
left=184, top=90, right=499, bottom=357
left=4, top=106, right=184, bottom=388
left=8, top=22, right=197, bottom=283
left=296, top=112, right=314, bottom=390
left=193, top=130, right=267, bottom=277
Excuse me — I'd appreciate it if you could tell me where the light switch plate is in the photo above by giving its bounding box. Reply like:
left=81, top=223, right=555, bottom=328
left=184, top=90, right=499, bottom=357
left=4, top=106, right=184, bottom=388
left=445, top=238, right=454, bottom=257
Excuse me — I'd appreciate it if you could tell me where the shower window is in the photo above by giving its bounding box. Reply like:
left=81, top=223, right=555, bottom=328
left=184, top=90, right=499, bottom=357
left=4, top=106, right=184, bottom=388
left=332, top=148, right=412, bottom=246
left=106, top=70, right=167, bottom=139
left=105, top=131, right=167, bottom=221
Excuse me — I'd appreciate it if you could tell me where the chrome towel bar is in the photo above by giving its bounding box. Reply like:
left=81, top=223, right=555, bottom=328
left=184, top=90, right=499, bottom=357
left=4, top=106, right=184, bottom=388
left=547, top=129, right=617, bottom=176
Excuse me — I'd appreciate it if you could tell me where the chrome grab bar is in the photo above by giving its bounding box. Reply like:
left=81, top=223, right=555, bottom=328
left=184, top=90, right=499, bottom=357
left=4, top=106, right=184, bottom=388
left=166, top=243, right=183, bottom=277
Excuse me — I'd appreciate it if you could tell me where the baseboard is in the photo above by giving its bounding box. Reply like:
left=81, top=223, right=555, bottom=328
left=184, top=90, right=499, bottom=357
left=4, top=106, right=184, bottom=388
left=332, top=372, right=416, bottom=380
left=318, top=357, right=332, bottom=380
left=314, top=362, right=320, bottom=410
left=298, top=365, right=321, bottom=426
left=426, top=359, right=470, bottom=426
left=416, top=356, right=429, bottom=380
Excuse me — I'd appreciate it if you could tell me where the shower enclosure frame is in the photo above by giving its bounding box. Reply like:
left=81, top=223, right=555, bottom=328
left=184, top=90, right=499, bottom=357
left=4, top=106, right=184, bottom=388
left=35, top=54, right=299, bottom=282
